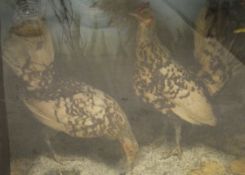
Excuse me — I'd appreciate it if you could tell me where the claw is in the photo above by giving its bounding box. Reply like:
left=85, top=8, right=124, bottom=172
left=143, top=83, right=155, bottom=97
left=46, top=153, right=64, bottom=166
left=162, top=146, right=183, bottom=159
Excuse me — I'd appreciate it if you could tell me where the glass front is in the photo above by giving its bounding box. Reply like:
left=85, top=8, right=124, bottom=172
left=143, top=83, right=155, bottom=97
left=0, top=0, right=244, bottom=174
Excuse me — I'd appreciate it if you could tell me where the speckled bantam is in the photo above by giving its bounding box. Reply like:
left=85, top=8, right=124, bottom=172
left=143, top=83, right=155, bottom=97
left=130, top=2, right=217, bottom=158
left=3, top=17, right=138, bottom=169
left=194, top=1, right=244, bottom=96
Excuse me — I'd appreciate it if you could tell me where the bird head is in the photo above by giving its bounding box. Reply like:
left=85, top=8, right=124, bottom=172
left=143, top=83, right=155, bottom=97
left=129, top=2, right=155, bottom=27
left=3, top=18, right=54, bottom=81
left=10, top=18, right=45, bottom=37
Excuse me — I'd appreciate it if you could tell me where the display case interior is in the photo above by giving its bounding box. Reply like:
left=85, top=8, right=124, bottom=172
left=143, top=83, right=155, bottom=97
left=0, top=0, right=244, bottom=174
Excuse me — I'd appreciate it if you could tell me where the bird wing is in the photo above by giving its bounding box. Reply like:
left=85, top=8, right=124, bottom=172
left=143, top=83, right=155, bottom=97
left=21, top=84, right=125, bottom=138
left=158, top=63, right=216, bottom=126
left=22, top=97, right=67, bottom=133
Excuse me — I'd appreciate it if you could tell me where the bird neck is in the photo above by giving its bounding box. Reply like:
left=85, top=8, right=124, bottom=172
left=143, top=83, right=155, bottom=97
left=135, top=23, right=169, bottom=70
left=20, top=62, right=54, bottom=92
left=136, top=23, right=156, bottom=47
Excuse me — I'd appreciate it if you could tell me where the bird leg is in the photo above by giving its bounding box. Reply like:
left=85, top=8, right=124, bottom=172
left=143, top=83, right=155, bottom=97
left=162, top=119, right=182, bottom=159
left=43, top=130, right=64, bottom=175
left=43, top=129, right=63, bottom=164
left=173, top=119, right=182, bottom=158
left=118, top=128, right=139, bottom=171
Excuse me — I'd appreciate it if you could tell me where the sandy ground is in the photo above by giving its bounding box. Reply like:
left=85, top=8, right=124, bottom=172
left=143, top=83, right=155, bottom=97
left=11, top=144, right=235, bottom=175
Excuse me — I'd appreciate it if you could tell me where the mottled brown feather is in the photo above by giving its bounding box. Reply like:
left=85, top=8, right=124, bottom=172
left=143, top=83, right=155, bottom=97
left=132, top=5, right=216, bottom=126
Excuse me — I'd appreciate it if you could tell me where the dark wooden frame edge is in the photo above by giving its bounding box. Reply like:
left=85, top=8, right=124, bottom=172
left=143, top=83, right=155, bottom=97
left=0, top=19, right=10, bottom=175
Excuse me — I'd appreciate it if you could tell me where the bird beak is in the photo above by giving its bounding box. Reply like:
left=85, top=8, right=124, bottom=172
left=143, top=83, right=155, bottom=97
left=233, top=28, right=245, bottom=34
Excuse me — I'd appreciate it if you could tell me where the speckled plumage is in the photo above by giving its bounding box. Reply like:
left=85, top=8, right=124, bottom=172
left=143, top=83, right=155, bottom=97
left=131, top=3, right=216, bottom=156
left=3, top=18, right=138, bottom=168
left=194, top=2, right=244, bottom=96
left=22, top=79, right=131, bottom=140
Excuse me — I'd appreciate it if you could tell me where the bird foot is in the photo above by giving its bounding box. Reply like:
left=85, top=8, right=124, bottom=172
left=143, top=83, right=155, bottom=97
left=46, top=153, right=65, bottom=166
left=117, top=159, right=129, bottom=175
left=117, top=157, right=137, bottom=175
left=162, top=147, right=182, bottom=159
